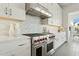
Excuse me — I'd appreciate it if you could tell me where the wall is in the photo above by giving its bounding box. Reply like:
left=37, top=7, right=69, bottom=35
left=68, top=12, right=79, bottom=42
left=68, top=12, right=79, bottom=26
left=62, top=5, right=79, bottom=42
left=20, top=15, right=43, bottom=34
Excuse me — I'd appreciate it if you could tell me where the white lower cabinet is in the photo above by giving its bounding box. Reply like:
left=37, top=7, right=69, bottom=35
left=0, top=38, right=31, bottom=56
left=10, top=42, right=31, bottom=56
left=54, top=32, right=66, bottom=49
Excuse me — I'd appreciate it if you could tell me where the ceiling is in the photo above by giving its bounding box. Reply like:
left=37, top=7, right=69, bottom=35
left=59, top=3, right=79, bottom=8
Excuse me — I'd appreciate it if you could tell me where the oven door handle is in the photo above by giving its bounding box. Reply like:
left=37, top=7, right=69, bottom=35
left=34, top=45, right=45, bottom=48
left=18, top=44, right=25, bottom=46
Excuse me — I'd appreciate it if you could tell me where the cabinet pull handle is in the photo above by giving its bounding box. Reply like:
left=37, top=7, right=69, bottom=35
left=11, top=54, right=15, bottom=56
left=18, top=44, right=25, bottom=46
left=5, top=8, right=8, bottom=15
left=10, top=9, right=12, bottom=15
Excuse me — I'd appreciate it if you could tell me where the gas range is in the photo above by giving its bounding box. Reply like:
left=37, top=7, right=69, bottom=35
left=22, top=33, right=55, bottom=56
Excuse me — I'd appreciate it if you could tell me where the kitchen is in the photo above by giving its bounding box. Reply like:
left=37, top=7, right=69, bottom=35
left=0, top=3, right=74, bottom=56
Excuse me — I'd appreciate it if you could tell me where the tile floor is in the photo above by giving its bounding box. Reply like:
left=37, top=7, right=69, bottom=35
left=52, top=39, right=79, bottom=56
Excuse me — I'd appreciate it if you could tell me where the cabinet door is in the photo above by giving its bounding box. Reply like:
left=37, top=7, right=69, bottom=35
left=12, top=8, right=25, bottom=21
left=0, top=3, right=9, bottom=16
left=5, top=38, right=31, bottom=56
left=13, top=38, right=31, bottom=56
left=0, top=37, right=30, bottom=56
left=9, top=3, right=25, bottom=10
left=48, top=17, right=53, bottom=25
left=11, top=42, right=30, bottom=56
left=8, top=4, right=25, bottom=21
left=53, top=39, right=59, bottom=49
left=2, top=42, right=30, bottom=56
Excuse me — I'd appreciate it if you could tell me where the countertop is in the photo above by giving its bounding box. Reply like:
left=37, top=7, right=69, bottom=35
left=0, top=35, right=30, bottom=43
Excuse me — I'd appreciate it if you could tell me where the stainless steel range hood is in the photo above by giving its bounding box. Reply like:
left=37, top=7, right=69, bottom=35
left=25, top=3, right=52, bottom=19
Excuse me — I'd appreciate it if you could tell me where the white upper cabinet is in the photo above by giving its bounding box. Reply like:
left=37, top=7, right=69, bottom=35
left=8, top=3, right=25, bottom=21
left=40, top=3, right=62, bottom=26
left=48, top=4, right=62, bottom=26
left=0, top=3, right=25, bottom=21
left=0, top=4, right=9, bottom=16
left=53, top=4, right=62, bottom=26
left=8, top=3, right=25, bottom=10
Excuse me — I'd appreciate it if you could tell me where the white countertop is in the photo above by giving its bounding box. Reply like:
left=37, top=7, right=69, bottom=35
left=0, top=35, right=30, bottom=43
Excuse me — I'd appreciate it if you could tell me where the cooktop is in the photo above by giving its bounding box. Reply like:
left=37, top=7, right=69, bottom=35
left=22, top=33, right=54, bottom=37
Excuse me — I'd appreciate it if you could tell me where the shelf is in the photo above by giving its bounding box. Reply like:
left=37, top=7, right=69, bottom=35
left=47, top=24, right=63, bottom=27
left=47, top=24, right=65, bottom=32
left=0, top=16, right=24, bottom=22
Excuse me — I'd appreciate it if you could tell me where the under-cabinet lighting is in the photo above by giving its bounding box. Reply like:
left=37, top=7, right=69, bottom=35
left=41, top=10, right=46, bottom=14
left=41, top=10, right=51, bottom=16
left=45, top=12, right=51, bottom=16
left=34, top=7, right=41, bottom=11
left=34, top=7, right=51, bottom=17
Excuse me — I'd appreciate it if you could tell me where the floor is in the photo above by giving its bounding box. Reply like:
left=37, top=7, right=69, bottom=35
left=52, top=39, right=79, bottom=56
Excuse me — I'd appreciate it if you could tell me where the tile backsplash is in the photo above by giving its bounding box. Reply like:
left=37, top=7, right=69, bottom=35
left=0, top=20, right=20, bottom=37
left=20, top=15, right=43, bottom=34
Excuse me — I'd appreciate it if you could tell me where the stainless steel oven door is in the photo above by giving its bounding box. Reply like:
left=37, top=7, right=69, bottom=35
left=46, top=40, right=54, bottom=55
left=32, top=44, right=46, bottom=56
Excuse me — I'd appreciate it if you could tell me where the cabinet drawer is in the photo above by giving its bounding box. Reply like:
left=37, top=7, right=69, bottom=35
left=11, top=45, right=31, bottom=56
left=0, top=38, right=30, bottom=55
left=5, top=42, right=31, bottom=56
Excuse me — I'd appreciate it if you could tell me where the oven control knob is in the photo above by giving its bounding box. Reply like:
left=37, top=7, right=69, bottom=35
left=45, top=38, right=47, bottom=40
left=43, top=38, right=44, bottom=40
left=34, top=40, right=37, bottom=42
left=37, top=40, right=40, bottom=42
left=42, top=39, right=43, bottom=40
left=39, top=39, right=41, bottom=41
left=40, top=39, right=42, bottom=41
